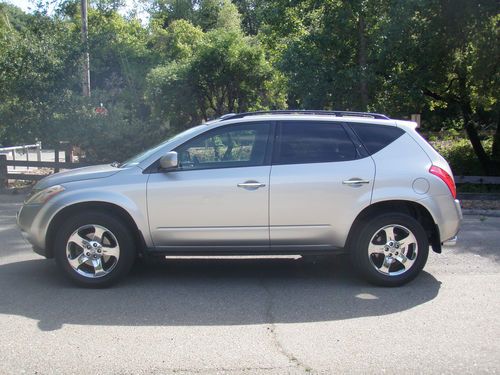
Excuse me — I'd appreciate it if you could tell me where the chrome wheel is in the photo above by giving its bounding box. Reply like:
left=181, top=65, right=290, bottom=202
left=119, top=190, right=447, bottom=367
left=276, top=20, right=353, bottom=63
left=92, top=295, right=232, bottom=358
left=367, top=224, right=418, bottom=276
left=65, top=224, right=120, bottom=278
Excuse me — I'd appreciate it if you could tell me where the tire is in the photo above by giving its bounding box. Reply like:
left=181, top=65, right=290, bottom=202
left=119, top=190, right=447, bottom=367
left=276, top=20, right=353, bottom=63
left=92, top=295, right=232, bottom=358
left=350, top=213, right=429, bottom=287
left=54, top=210, right=136, bottom=287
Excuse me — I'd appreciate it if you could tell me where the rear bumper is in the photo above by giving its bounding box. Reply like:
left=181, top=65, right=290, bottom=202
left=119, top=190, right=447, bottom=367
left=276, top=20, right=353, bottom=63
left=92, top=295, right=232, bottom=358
left=441, top=200, right=462, bottom=246
left=442, top=235, right=458, bottom=246
left=418, top=196, right=462, bottom=244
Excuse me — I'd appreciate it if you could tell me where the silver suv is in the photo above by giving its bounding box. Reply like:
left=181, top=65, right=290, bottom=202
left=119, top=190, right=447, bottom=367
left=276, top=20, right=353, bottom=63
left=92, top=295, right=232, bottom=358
left=17, top=110, right=462, bottom=287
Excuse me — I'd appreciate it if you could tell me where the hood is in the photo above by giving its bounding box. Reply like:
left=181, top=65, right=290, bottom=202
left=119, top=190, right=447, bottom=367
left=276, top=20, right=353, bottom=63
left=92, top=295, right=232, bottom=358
left=35, top=164, right=120, bottom=189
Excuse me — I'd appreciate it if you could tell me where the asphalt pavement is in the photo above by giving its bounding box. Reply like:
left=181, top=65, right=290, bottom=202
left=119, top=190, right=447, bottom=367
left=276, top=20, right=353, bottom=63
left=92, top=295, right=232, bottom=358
left=0, top=194, right=499, bottom=374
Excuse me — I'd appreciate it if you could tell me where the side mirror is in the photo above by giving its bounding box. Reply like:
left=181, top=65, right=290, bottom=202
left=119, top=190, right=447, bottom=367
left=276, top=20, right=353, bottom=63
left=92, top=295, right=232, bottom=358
left=159, top=151, right=178, bottom=171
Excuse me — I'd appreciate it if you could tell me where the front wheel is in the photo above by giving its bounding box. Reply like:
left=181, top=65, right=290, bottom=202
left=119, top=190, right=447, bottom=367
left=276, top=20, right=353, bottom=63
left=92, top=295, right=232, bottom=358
left=54, top=211, right=136, bottom=287
left=350, top=213, right=429, bottom=286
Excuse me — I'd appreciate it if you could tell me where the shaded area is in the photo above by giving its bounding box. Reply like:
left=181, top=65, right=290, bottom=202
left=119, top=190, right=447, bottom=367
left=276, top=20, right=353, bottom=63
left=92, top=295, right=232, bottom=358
left=0, top=256, right=440, bottom=331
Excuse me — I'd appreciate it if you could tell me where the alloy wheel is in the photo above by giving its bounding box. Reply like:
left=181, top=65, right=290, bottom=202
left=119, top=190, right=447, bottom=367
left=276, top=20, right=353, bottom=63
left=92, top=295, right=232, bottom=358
left=367, top=224, right=418, bottom=276
left=65, top=224, right=120, bottom=278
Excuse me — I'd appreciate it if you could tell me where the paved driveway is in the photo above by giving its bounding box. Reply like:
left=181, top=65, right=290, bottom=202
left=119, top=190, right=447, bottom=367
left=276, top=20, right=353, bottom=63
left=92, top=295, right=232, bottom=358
left=0, top=194, right=499, bottom=374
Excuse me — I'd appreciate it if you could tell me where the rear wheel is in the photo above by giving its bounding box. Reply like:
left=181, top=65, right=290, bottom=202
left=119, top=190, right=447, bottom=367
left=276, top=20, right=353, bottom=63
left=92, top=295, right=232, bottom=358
left=54, top=211, right=136, bottom=287
left=350, top=213, right=429, bottom=286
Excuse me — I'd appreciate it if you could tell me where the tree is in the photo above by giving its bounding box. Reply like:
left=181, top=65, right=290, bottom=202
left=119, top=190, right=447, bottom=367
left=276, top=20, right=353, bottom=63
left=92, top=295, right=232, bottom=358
left=378, top=0, right=499, bottom=174
left=146, top=6, right=285, bottom=129
left=256, top=0, right=499, bottom=174
left=255, top=0, right=393, bottom=110
left=0, top=3, right=81, bottom=144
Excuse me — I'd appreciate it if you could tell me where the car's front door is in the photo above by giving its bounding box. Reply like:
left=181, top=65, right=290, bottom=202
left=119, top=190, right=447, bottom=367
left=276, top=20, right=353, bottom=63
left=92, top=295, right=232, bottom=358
left=147, top=122, right=272, bottom=251
left=269, top=121, right=375, bottom=251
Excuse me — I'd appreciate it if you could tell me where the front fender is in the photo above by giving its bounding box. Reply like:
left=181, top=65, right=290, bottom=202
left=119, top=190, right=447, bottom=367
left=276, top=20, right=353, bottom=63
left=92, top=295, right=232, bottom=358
left=31, top=175, right=151, bottom=251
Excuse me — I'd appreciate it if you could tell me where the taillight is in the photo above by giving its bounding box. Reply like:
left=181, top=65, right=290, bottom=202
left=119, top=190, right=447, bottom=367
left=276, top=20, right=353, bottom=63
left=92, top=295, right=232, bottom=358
left=429, top=165, right=456, bottom=199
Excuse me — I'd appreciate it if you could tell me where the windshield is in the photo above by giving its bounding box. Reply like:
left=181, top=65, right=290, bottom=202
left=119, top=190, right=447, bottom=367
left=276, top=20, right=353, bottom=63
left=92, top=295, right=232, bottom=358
left=119, top=125, right=205, bottom=167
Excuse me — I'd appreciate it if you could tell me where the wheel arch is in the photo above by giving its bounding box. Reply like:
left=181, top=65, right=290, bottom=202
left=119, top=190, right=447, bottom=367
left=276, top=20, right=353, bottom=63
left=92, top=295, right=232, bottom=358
left=346, top=200, right=441, bottom=254
left=45, top=201, right=147, bottom=258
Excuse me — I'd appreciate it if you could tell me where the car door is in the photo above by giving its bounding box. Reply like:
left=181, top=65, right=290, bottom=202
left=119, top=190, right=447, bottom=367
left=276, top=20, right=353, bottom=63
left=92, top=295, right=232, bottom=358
left=269, top=121, right=375, bottom=251
left=147, top=122, right=272, bottom=251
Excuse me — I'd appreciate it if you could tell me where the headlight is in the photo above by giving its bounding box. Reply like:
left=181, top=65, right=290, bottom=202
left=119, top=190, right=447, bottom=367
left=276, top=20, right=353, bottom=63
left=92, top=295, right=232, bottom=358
left=25, top=185, right=65, bottom=205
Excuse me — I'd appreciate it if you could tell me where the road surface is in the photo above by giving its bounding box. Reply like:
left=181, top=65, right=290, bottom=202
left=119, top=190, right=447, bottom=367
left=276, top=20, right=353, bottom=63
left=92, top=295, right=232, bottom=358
left=0, top=194, right=499, bottom=374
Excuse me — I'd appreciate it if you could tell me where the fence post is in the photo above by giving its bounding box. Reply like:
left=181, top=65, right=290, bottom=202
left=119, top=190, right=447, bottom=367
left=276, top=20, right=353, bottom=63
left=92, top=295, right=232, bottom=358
left=36, top=141, right=42, bottom=162
left=0, top=154, right=7, bottom=188
left=64, top=143, right=71, bottom=164
left=57, top=141, right=71, bottom=164
left=25, top=146, right=29, bottom=170
left=11, top=150, right=16, bottom=170
left=54, top=143, right=60, bottom=173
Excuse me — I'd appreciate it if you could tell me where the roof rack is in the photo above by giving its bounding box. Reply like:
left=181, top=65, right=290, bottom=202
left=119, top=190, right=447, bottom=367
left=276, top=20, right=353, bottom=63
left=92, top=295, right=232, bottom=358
left=218, top=110, right=390, bottom=121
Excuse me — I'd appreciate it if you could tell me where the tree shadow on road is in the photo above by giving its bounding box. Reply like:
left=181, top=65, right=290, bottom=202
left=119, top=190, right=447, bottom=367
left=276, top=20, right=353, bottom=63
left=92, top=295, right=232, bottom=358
left=0, top=256, right=441, bottom=331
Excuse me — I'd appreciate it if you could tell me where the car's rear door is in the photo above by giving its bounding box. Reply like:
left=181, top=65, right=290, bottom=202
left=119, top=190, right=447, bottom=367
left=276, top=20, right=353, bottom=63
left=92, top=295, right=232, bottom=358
left=269, top=120, right=375, bottom=251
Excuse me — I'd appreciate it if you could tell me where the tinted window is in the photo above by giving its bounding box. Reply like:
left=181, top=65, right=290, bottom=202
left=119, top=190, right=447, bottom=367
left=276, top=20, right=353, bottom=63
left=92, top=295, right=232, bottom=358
left=350, top=123, right=404, bottom=155
left=274, top=121, right=357, bottom=165
left=176, top=122, right=270, bottom=170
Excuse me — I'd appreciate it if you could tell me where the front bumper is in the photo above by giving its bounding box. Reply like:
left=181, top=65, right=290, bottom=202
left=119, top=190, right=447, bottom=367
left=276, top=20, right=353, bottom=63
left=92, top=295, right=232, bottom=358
left=17, top=203, right=49, bottom=257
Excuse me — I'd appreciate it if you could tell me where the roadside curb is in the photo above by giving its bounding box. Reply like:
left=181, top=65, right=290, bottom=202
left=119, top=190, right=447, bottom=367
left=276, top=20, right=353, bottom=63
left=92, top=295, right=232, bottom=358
left=462, top=209, right=500, bottom=217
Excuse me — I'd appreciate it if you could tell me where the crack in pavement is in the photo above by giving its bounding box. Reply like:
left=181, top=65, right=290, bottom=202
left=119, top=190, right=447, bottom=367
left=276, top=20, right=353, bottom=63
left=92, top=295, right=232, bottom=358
left=117, top=365, right=300, bottom=374
left=260, top=280, right=314, bottom=374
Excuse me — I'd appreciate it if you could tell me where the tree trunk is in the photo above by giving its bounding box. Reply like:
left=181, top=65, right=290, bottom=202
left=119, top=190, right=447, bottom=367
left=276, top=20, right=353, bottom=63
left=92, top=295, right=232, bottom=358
left=424, top=86, right=492, bottom=175
left=457, top=74, right=492, bottom=175
left=491, top=113, right=500, bottom=174
left=461, top=105, right=491, bottom=175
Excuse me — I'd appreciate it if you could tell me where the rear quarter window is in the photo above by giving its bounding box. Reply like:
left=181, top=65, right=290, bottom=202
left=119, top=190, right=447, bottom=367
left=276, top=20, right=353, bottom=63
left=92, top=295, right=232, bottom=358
left=349, top=123, right=405, bottom=155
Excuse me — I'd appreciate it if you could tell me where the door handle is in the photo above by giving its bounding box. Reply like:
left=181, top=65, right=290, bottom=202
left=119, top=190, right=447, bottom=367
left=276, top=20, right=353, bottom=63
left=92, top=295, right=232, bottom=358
left=342, top=178, right=370, bottom=186
left=237, top=181, right=266, bottom=189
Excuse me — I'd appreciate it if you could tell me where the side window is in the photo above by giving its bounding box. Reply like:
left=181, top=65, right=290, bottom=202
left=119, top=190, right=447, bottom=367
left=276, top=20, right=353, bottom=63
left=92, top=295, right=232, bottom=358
left=176, top=122, right=271, bottom=170
left=349, top=123, right=404, bottom=155
left=274, top=121, right=357, bottom=165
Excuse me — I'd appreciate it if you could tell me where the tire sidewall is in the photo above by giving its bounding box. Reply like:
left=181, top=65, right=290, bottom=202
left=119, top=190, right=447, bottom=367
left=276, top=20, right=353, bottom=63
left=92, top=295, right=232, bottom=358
left=54, top=211, right=136, bottom=287
left=351, top=213, right=429, bottom=287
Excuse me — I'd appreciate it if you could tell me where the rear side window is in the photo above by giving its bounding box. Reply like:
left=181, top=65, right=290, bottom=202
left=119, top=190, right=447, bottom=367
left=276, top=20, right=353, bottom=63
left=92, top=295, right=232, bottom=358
left=349, top=123, right=405, bottom=155
left=274, top=121, right=357, bottom=165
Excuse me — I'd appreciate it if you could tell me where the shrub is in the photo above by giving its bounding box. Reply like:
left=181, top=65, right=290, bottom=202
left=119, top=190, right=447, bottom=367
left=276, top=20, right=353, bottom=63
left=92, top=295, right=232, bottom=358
left=430, top=137, right=493, bottom=176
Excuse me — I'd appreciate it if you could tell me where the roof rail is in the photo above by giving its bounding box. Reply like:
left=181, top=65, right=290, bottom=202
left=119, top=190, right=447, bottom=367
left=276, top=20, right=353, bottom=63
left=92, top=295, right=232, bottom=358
left=218, top=110, right=390, bottom=121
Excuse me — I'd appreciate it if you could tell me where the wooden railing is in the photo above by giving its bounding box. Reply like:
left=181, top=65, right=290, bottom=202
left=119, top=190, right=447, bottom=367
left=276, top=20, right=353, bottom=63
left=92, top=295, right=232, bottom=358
left=0, top=142, right=89, bottom=186
left=454, top=175, right=500, bottom=185
left=1, top=144, right=499, bottom=188
left=0, top=142, right=42, bottom=168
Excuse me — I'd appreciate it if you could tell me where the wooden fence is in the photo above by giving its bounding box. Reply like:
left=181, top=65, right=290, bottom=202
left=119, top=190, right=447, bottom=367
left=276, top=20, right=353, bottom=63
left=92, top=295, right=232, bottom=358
left=0, top=142, right=89, bottom=187
left=0, top=142, right=42, bottom=167
left=1, top=142, right=500, bottom=188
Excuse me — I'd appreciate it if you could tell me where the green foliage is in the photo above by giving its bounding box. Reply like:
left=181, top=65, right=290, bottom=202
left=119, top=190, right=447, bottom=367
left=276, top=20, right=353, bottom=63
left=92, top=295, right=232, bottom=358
left=146, top=60, right=198, bottom=126
left=150, top=19, right=204, bottom=62
left=431, top=137, right=493, bottom=176
left=146, top=19, right=286, bottom=128
left=0, top=0, right=498, bottom=171
left=0, top=4, right=81, bottom=145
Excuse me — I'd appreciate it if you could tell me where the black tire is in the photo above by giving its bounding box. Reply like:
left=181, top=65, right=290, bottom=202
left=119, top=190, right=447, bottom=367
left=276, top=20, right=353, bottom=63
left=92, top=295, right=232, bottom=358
left=54, top=210, right=136, bottom=287
left=350, top=213, right=429, bottom=287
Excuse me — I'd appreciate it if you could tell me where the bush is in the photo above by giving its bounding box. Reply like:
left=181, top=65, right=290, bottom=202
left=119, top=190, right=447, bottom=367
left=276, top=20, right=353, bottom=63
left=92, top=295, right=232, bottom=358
left=430, top=137, right=493, bottom=176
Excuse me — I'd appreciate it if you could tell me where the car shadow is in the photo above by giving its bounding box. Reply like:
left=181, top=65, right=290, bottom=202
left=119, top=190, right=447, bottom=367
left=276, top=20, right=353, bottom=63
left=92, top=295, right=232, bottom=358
left=0, top=255, right=441, bottom=331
